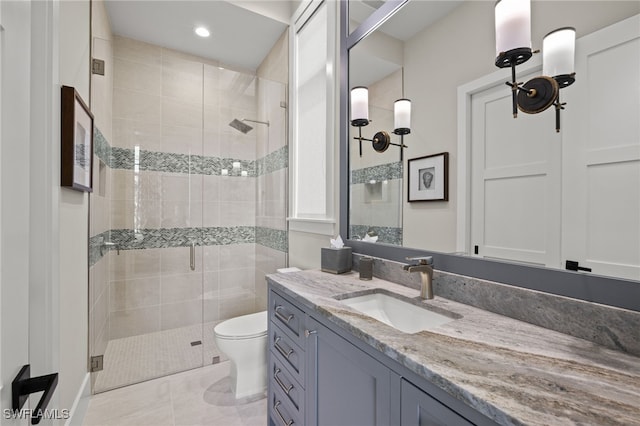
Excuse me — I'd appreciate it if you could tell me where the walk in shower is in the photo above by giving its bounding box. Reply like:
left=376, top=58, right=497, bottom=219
left=88, top=35, right=288, bottom=393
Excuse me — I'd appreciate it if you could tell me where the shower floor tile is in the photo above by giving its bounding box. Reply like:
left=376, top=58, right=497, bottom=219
left=83, top=361, right=267, bottom=426
left=94, top=321, right=225, bottom=393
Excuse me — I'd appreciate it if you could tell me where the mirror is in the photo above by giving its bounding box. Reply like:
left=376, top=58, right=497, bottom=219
left=349, top=35, right=404, bottom=244
left=347, top=0, right=640, bottom=282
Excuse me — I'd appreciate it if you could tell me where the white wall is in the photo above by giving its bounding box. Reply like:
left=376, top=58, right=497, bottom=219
left=58, top=0, right=91, bottom=415
left=401, top=1, right=640, bottom=253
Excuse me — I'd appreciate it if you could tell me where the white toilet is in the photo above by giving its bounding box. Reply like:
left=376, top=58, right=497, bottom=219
left=213, top=267, right=300, bottom=399
left=214, top=310, right=268, bottom=399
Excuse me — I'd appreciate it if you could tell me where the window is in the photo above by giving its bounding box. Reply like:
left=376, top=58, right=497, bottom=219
left=290, top=0, right=337, bottom=235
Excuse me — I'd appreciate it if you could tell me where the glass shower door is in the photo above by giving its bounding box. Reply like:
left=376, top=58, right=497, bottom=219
left=89, top=40, right=206, bottom=392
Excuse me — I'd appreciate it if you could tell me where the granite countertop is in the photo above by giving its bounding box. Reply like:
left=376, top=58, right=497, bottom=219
left=266, top=269, right=640, bottom=426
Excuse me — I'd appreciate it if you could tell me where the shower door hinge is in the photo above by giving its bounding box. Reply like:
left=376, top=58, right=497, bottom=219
left=90, top=355, right=104, bottom=372
left=92, top=58, right=105, bottom=76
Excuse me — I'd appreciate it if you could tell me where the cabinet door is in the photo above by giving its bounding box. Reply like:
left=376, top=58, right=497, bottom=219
left=401, top=379, right=474, bottom=426
left=305, top=317, right=391, bottom=426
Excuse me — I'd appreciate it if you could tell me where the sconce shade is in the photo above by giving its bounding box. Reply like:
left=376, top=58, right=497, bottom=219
left=543, top=27, right=576, bottom=88
left=495, top=0, right=532, bottom=66
left=393, top=99, right=411, bottom=135
left=351, top=86, right=369, bottom=126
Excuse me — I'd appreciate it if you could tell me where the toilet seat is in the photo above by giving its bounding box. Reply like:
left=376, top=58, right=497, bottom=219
left=214, top=311, right=267, bottom=340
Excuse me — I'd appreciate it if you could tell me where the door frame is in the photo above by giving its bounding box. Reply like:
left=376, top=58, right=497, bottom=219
left=29, top=0, right=61, bottom=381
left=1, top=0, right=60, bottom=415
left=467, top=68, right=562, bottom=268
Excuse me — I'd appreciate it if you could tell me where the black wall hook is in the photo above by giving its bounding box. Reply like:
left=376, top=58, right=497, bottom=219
left=11, top=364, right=59, bottom=425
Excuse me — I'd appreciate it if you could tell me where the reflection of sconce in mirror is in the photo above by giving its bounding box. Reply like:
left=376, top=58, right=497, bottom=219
left=494, top=0, right=576, bottom=132
left=350, top=86, right=411, bottom=160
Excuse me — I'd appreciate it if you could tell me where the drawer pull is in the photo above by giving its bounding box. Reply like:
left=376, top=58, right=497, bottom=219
left=274, top=368, right=294, bottom=395
left=274, top=400, right=294, bottom=426
left=274, top=337, right=294, bottom=359
left=274, top=305, right=294, bottom=323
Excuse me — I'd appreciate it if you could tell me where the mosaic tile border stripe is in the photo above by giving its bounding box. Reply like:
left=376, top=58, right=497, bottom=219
left=94, top=127, right=112, bottom=166
left=90, top=225, right=288, bottom=266
left=109, top=226, right=256, bottom=250
left=351, top=161, right=403, bottom=185
left=94, top=127, right=287, bottom=177
left=89, top=230, right=111, bottom=267
left=257, top=146, right=288, bottom=176
left=256, top=227, right=288, bottom=253
left=349, top=225, right=403, bottom=246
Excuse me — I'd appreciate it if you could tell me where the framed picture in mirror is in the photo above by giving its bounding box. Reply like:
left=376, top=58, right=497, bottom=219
left=61, top=85, right=93, bottom=192
left=408, top=152, right=448, bottom=202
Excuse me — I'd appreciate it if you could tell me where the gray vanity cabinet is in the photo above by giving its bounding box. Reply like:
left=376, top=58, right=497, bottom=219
left=305, top=317, right=392, bottom=426
left=268, top=287, right=488, bottom=426
left=400, top=379, right=474, bottom=426
left=268, top=290, right=307, bottom=426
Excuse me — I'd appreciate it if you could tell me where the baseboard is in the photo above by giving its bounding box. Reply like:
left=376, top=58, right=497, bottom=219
left=65, top=373, right=90, bottom=426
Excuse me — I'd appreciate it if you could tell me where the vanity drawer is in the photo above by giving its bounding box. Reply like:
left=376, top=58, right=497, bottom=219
left=271, top=355, right=304, bottom=416
left=270, top=384, right=301, bottom=426
left=270, top=322, right=305, bottom=387
left=269, top=290, right=305, bottom=346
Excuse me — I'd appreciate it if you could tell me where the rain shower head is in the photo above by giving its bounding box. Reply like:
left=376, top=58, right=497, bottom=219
left=229, top=118, right=270, bottom=134
left=229, top=119, right=253, bottom=134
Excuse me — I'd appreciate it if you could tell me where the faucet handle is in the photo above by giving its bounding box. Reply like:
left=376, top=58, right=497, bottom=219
left=405, top=256, right=433, bottom=266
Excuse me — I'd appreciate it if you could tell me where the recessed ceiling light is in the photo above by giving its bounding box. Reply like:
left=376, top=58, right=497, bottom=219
left=194, top=26, right=210, bottom=38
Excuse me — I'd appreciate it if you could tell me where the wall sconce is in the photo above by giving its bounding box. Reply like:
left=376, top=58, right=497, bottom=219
left=350, top=86, right=410, bottom=160
left=494, top=0, right=576, bottom=132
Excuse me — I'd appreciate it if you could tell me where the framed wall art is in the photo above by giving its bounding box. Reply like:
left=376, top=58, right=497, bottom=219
left=407, top=152, right=449, bottom=202
left=61, top=85, right=93, bottom=192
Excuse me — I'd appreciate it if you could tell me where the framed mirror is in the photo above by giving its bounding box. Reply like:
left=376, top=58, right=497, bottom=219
left=340, top=0, right=640, bottom=310
left=348, top=0, right=386, bottom=34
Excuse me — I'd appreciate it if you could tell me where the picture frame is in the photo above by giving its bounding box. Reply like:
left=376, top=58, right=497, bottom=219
left=61, top=85, right=93, bottom=192
left=407, top=152, right=449, bottom=202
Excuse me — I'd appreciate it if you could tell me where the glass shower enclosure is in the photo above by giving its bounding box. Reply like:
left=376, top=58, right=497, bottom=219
left=88, top=36, right=288, bottom=392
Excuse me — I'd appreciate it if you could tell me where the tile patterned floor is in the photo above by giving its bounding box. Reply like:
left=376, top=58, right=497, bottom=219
left=84, top=362, right=267, bottom=426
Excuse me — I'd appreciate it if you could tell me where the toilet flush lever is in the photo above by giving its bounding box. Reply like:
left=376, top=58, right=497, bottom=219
left=304, top=329, right=317, bottom=338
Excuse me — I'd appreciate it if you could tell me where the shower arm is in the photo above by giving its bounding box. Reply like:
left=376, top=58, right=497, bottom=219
left=242, top=119, right=270, bottom=127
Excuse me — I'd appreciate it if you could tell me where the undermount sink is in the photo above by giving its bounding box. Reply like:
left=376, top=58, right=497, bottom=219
left=338, top=292, right=457, bottom=334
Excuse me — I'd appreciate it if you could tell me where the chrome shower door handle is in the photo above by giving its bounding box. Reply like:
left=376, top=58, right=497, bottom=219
left=190, top=243, right=195, bottom=271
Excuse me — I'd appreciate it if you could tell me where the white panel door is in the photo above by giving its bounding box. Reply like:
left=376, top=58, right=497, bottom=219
left=471, top=71, right=562, bottom=267
left=562, top=15, right=640, bottom=280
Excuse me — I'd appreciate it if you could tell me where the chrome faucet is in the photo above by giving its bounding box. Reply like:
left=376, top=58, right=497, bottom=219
left=403, top=256, right=434, bottom=300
